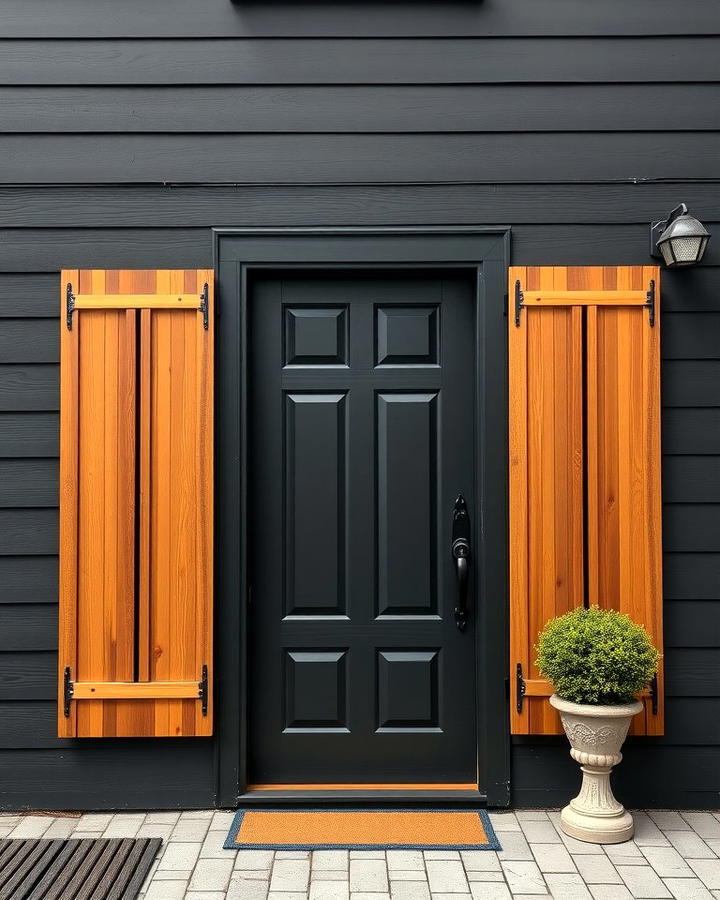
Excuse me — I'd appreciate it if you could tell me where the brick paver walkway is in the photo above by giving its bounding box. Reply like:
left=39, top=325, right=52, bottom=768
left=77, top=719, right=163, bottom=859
left=2, top=809, right=720, bottom=898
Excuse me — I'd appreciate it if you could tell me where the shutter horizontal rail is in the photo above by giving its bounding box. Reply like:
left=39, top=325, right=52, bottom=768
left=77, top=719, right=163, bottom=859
left=521, top=290, right=648, bottom=307
left=72, top=682, right=202, bottom=700
left=522, top=678, right=553, bottom=697
left=73, top=293, right=203, bottom=309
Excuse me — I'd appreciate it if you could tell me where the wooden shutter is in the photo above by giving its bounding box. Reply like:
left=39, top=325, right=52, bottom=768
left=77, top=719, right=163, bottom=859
left=509, top=266, right=663, bottom=736
left=59, top=270, right=213, bottom=738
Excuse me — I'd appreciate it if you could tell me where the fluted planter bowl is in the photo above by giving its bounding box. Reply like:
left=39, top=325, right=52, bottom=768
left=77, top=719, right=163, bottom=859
left=550, top=693, right=643, bottom=844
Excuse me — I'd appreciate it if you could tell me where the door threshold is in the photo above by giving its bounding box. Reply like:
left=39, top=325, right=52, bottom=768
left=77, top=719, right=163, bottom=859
left=239, top=784, right=486, bottom=806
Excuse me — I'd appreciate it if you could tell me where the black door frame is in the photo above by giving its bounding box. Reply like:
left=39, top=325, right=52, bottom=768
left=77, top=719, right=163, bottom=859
left=213, top=227, right=511, bottom=807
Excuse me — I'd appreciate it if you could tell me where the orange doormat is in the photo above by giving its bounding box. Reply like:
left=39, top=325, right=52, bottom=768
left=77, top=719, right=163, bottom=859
left=224, top=809, right=500, bottom=850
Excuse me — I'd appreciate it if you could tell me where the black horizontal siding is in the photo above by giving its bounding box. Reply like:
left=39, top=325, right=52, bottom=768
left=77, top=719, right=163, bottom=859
left=664, top=602, right=720, bottom=646
left=512, top=744, right=720, bottom=808
left=0, top=0, right=718, bottom=811
left=664, top=506, right=720, bottom=552
left=662, top=361, right=720, bottom=407
left=664, top=555, right=720, bottom=599
left=663, top=313, right=720, bottom=360
left=0, top=460, right=57, bottom=507
left=3, top=0, right=719, bottom=38
left=664, top=410, right=720, bottom=454
left=2, top=38, right=720, bottom=85
left=0, top=320, right=57, bottom=364
left=0, top=366, right=58, bottom=411
left=0, top=276, right=58, bottom=317
left=0, top=745, right=214, bottom=810
left=0, top=652, right=55, bottom=701
left=4, top=85, right=720, bottom=133
left=0, top=557, right=58, bottom=604
left=2, top=185, right=720, bottom=229
left=0, top=605, right=56, bottom=652
left=663, top=457, right=720, bottom=503
left=0, top=414, right=58, bottom=458
left=3, top=133, right=720, bottom=184
left=0, top=510, right=57, bottom=555
left=3, top=226, right=720, bottom=275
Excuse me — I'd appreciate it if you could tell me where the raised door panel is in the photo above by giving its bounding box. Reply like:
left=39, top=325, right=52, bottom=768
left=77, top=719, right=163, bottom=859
left=377, top=392, right=439, bottom=617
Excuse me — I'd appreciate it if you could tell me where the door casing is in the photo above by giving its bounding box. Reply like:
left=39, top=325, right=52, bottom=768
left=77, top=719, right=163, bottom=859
left=213, top=227, right=511, bottom=807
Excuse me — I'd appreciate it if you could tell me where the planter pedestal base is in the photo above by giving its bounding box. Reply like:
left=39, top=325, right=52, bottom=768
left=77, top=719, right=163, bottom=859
left=560, top=759, right=635, bottom=844
left=560, top=770, right=635, bottom=844
left=550, top=694, right=643, bottom=845
left=560, top=806, right=634, bottom=844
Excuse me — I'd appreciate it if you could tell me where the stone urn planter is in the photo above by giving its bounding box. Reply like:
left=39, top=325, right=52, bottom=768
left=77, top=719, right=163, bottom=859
left=550, top=694, right=643, bottom=844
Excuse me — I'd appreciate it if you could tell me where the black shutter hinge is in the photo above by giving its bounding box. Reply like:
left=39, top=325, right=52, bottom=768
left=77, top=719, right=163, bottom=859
left=650, top=673, right=659, bottom=715
left=66, top=283, right=76, bottom=331
left=198, top=664, right=209, bottom=716
left=199, top=283, right=209, bottom=330
left=645, top=279, right=656, bottom=327
left=516, top=662, right=526, bottom=713
left=63, top=666, right=74, bottom=717
left=514, top=280, right=524, bottom=327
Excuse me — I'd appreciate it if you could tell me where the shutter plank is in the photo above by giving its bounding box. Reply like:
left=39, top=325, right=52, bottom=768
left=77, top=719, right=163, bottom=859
left=509, top=267, right=584, bottom=734
left=586, top=266, right=664, bottom=735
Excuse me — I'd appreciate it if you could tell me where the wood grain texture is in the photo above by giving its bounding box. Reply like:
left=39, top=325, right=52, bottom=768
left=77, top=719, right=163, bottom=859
left=586, top=266, right=663, bottom=735
left=0, top=319, right=57, bottom=364
left=509, top=266, right=584, bottom=735
left=3, top=85, right=719, bottom=133
left=0, top=510, right=57, bottom=555
left=0, top=460, right=57, bottom=507
left=2, top=185, right=720, bottom=229
left=0, top=414, right=58, bottom=458
left=510, top=266, right=663, bottom=735
left=2, top=38, right=720, bottom=84
left=58, top=269, right=213, bottom=737
left=1, top=133, right=719, bottom=185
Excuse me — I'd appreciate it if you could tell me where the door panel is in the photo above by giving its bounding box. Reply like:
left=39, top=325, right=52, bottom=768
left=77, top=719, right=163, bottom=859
left=249, top=271, right=477, bottom=783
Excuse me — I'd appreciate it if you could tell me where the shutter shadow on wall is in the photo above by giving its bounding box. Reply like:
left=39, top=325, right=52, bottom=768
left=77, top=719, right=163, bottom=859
left=509, top=266, right=663, bottom=736
left=58, top=269, right=213, bottom=738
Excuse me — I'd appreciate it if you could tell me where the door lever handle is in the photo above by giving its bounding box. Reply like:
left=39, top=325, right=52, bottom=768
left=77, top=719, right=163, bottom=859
left=452, top=494, right=471, bottom=631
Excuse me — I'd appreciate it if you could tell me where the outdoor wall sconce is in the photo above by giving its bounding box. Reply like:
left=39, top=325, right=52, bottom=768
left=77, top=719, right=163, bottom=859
left=650, top=203, right=710, bottom=267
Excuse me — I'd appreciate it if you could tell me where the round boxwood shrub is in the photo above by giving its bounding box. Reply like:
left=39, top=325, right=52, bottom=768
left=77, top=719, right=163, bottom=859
left=535, top=606, right=660, bottom=706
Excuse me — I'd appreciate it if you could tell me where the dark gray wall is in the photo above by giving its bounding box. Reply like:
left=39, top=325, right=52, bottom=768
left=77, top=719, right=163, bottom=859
left=0, top=0, right=718, bottom=810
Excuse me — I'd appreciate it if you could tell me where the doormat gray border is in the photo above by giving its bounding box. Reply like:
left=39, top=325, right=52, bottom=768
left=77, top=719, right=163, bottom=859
left=223, top=807, right=501, bottom=851
left=0, top=837, right=162, bottom=900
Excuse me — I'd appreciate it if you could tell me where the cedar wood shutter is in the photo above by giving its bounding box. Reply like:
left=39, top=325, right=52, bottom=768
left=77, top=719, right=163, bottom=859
left=58, top=270, right=213, bottom=737
left=509, top=266, right=664, bottom=736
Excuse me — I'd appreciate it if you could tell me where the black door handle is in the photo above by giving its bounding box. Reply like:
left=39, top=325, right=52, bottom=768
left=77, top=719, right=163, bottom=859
left=452, top=494, right=471, bottom=631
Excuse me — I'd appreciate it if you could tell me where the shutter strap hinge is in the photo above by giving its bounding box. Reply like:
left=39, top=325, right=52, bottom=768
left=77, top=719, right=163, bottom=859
left=198, top=664, right=209, bottom=716
left=63, top=666, right=74, bottom=717
left=646, top=279, right=656, bottom=327
left=515, top=662, right=526, bottom=713
left=514, top=280, right=524, bottom=327
left=199, top=283, right=209, bottom=330
left=650, top=673, right=659, bottom=715
left=66, top=283, right=76, bottom=330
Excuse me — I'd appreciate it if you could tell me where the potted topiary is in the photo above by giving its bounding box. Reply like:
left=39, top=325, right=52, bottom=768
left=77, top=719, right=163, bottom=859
left=536, top=606, right=660, bottom=844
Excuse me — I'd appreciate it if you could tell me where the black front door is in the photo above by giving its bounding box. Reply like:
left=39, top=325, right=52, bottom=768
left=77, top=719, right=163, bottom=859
left=249, top=270, right=478, bottom=783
